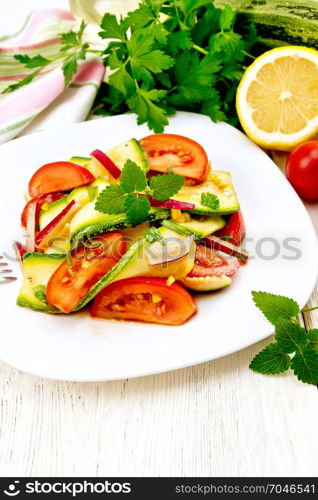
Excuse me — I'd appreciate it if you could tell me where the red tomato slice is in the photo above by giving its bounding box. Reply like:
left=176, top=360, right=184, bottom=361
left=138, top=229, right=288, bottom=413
left=46, top=233, right=126, bottom=313
left=188, top=244, right=240, bottom=278
left=215, top=211, right=246, bottom=246
left=21, top=192, right=66, bottom=228
left=28, top=161, right=95, bottom=197
left=91, top=277, right=197, bottom=326
left=140, top=134, right=209, bottom=181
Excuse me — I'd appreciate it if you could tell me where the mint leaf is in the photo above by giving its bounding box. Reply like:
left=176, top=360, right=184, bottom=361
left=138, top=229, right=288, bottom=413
left=99, top=13, right=126, bottom=40
left=251, top=291, right=300, bottom=326
left=14, top=54, right=49, bottom=68
left=124, top=194, right=150, bottom=226
left=150, top=172, right=184, bottom=201
left=121, top=160, right=147, bottom=193
left=95, top=184, right=126, bottom=214
left=291, top=348, right=318, bottom=385
left=308, top=329, right=318, bottom=350
left=249, top=343, right=291, bottom=375
left=275, top=319, right=308, bottom=354
left=201, top=192, right=220, bottom=210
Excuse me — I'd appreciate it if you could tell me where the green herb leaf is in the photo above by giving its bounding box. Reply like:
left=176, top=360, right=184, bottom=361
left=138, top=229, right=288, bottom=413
left=308, top=329, right=318, bottom=350
left=124, top=194, right=150, bottom=226
left=1, top=69, right=41, bottom=93
left=127, top=87, right=168, bottom=132
left=99, top=13, right=126, bottom=41
left=251, top=291, right=300, bottom=326
left=121, top=160, right=147, bottom=193
left=291, top=348, right=318, bottom=385
left=201, top=192, right=220, bottom=210
left=249, top=343, right=291, bottom=375
left=14, top=54, right=49, bottom=68
left=144, top=226, right=164, bottom=243
left=62, top=53, right=80, bottom=86
left=275, top=319, right=308, bottom=354
left=95, top=184, right=126, bottom=214
left=150, top=172, right=184, bottom=201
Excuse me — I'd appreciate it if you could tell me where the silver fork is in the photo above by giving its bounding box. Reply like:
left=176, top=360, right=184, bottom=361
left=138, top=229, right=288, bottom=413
left=0, top=254, right=17, bottom=285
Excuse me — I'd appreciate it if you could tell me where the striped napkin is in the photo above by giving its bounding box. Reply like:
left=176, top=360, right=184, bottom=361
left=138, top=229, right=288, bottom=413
left=0, top=8, right=105, bottom=144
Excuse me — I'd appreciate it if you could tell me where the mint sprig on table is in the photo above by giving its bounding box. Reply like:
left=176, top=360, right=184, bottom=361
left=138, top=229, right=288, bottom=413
left=2, top=0, right=259, bottom=131
left=95, top=160, right=185, bottom=226
left=250, top=291, right=318, bottom=386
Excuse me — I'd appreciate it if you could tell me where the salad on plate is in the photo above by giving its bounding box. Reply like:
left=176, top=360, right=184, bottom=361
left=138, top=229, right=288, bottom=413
left=17, top=133, right=247, bottom=325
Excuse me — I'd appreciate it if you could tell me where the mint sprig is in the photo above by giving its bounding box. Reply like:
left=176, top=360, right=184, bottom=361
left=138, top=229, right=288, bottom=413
left=95, top=160, right=184, bottom=226
left=201, top=192, right=220, bottom=210
left=250, top=291, right=318, bottom=386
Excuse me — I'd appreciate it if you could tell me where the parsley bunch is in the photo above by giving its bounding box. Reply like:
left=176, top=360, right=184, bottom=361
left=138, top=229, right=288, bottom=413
left=95, top=160, right=185, bottom=226
left=96, top=0, right=258, bottom=130
left=250, top=292, right=318, bottom=386
left=4, top=1, right=258, bottom=132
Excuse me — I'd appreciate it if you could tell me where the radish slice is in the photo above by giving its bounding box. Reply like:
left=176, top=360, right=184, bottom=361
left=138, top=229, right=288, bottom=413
left=203, top=235, right=249, bottom=263
left=35, top=199, right=76, bottom=250
left=25, top=199, right=37, bottom=253
left=147, top=195, right=195, bottom=211
left=14, top=241, right=26, bottom=259
left=90, top=149, right=121, bottom=179
left=146, top=235, right=194, bottom=266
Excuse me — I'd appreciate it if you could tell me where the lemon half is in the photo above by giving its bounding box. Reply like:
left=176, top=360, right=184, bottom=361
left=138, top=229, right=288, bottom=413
left=236, top=47, right=318, bottom=151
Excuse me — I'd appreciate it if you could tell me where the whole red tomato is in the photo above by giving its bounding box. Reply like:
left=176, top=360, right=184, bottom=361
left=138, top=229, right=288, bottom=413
left=286, top=141, right=318, bottom=200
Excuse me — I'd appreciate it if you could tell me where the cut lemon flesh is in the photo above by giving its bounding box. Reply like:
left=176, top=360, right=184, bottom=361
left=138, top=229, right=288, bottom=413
left=236, top=47, right=318, bottom=151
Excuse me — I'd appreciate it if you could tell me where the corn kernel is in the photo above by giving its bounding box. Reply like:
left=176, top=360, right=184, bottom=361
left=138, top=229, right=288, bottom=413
left=166, top=275, right=175, bottom=286
left=152, top=294, right=162, bottom=304
left=41, top=203, right=49, bottom=211
left=171, top=209, right=182, bottom=221
left=81, top=261, right=90, bottom=269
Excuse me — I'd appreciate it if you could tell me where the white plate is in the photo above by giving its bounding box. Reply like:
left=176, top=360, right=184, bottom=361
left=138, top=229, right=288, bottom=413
left=0, top=112, right=317, bottom=381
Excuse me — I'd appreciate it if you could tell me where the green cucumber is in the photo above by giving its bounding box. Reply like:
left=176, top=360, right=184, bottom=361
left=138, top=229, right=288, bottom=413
left=17, top=253, right=65, bottom=313
left=215, top=0, right=318, bottom=49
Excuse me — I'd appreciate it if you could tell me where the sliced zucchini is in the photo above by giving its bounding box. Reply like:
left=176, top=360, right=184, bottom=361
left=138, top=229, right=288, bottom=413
left=70, top=201, right=169, bottom=247
left=17, top=253, right=65, bottom=313
left=74, top=226, right=195, bottom=310
left=106, top=138, right=148, bottom=171
left=162, top=214, right=226, bottom=239
left=39, top=179, right=108, bottom=230
left=69, top=156, right=90, bottom=166
left=172, top=171, right=240, bottom=215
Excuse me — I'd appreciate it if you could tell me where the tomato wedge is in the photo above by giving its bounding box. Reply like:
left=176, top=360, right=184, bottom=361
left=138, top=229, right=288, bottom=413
left=140, top=134, right=209, bottom=181
left=28, top=161, right=95, bottom=197
left=215, top=211, right=246, bottom=246
left=46, top=232, right=126, bottom=313
left=21, top=192, right=66, bottom=227
left=91, top=277, right=197, bottom=325
left=188, top=244, right=240, bottom=278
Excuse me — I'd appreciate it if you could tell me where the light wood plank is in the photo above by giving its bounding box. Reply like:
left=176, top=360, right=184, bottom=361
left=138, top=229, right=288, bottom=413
left=1, top=335, right=318, bottom=478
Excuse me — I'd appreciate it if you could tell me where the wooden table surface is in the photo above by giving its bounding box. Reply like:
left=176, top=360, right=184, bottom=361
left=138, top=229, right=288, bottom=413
left=1, top=0, right=318, bottom=478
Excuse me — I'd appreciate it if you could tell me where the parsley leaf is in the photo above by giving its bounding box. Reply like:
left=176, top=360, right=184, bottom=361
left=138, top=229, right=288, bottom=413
left=249, top=343, right=291, bottom=375
left=275, top=319, right=308, bottom=354
left=14, top=54, right=49, bottom=68
left=125, top=194, right=151, bottom=226
left=127, top=87, right=168, bottom=132
left=62, top=53, right=80, bottom=86
left=95, top=184, right=126, bottom=214
left=121, top=160, right=147, bottom=193
left=201, top=192, right=220, bottom=210
left=291, top=348, right=318, bottom=385
left=150, top=172, right=184, bottom=201
left=252, top=291, right=300, bottom=326
left=99, top=13, right=126, bottom=41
